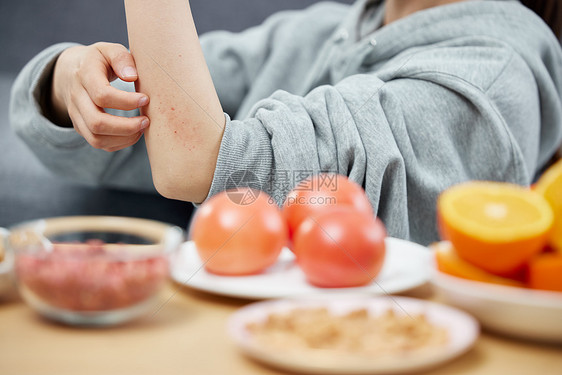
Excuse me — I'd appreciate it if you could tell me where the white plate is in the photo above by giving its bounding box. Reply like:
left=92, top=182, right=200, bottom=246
left=227, top=296, right=479, bottom=374
left=431, top=244, right=562, bottom=343
left=171, top=237, right=431, bottom=299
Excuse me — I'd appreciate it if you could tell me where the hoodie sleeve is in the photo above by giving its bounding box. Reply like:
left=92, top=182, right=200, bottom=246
left=205, top=48, right=542, bottom=245
left=200, top=2, right=349, bottom=118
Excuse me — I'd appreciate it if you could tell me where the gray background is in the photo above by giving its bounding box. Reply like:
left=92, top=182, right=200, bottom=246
left=0, top=0, right=353, bottom=228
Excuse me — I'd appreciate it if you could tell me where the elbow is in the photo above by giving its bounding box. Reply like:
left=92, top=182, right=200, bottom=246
left=151, top=169, right=211, bottom=204
left=145, top=122, right=222, bottom=203
left=152, top=173, right=179, bottom=201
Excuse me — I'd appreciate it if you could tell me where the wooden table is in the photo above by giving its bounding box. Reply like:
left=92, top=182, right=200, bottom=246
left=1, top=282, right=561, bottom=375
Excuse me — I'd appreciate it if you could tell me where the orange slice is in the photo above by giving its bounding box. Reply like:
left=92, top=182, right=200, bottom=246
left=433, top=241, right=525, bottom=287
left=528, top=252, right=562, bottom=292
left=534, top=159, right=562, bottom=252
left=437, top=181, right=554, bottom=275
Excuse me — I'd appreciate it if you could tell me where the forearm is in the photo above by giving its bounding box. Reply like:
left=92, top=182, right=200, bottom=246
left=124, top=0, right=225, bottom=203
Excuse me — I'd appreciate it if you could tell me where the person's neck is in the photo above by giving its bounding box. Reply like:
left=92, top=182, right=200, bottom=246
left=384, top=0, right=468, bottom=25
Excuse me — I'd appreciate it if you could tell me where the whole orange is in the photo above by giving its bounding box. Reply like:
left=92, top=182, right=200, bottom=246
left=528, top=252, right=562, bottom=292
left=534, top=159, right=562, bottom=252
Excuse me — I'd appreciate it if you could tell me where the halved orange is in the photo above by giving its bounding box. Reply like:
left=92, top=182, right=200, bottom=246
left=437, top=181, right=554, bottom=275
left=534, top=159, right=562, bottom=252
left=528, top=252, right=562, bottom=292
left=432, top=241, right=525, bottom=287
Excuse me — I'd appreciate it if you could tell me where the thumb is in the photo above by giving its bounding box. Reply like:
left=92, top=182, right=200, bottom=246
left=95, top=42, right=139, bottom=82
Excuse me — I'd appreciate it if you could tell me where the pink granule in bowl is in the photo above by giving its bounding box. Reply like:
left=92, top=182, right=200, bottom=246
left=15, top=241, right=169, bottom=312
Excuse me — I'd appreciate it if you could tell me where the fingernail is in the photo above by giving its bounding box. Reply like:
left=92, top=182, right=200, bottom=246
left=122, top=66, right=137, bottom=78
left=138, top=96, right=149, bottom=107
left=140, top=118, right=149, bottom=129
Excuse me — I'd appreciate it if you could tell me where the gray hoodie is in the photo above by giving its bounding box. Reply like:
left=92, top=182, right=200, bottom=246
left=10, top=0, right=562, bottom=245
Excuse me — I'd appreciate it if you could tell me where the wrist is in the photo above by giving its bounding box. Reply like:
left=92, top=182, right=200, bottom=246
left=43, top=49, right=73, bottom=127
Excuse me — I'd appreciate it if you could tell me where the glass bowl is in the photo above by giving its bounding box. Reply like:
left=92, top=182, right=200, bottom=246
left=1, top=216, right=184, bottom=326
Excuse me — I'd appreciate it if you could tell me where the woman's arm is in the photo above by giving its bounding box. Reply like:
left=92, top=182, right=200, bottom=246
left=124, top=0, right=225, bottom=203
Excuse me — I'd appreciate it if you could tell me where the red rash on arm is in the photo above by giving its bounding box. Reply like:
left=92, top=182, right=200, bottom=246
left=125, top=0, right=225, bottom=203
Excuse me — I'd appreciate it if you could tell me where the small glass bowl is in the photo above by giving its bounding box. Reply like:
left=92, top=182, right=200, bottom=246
left=2, top=216, right=184, bottom=326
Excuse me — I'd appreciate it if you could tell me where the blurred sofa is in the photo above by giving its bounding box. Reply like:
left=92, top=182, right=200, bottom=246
left=0, top=0, right=353, bottom=229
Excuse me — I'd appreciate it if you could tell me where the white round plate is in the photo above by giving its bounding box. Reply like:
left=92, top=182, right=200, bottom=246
left=431, top=243, right=562, bottom=344
left=227, top=296, right=479, bottom=374
left=171, top=237, right=431, bottom=299
left=431, top=241, right=562, bottom=344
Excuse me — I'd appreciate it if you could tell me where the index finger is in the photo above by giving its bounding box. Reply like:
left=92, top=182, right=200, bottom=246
left=81, top=65, right=149, bottom=111
left=74, top=89, right=149, bottom=136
